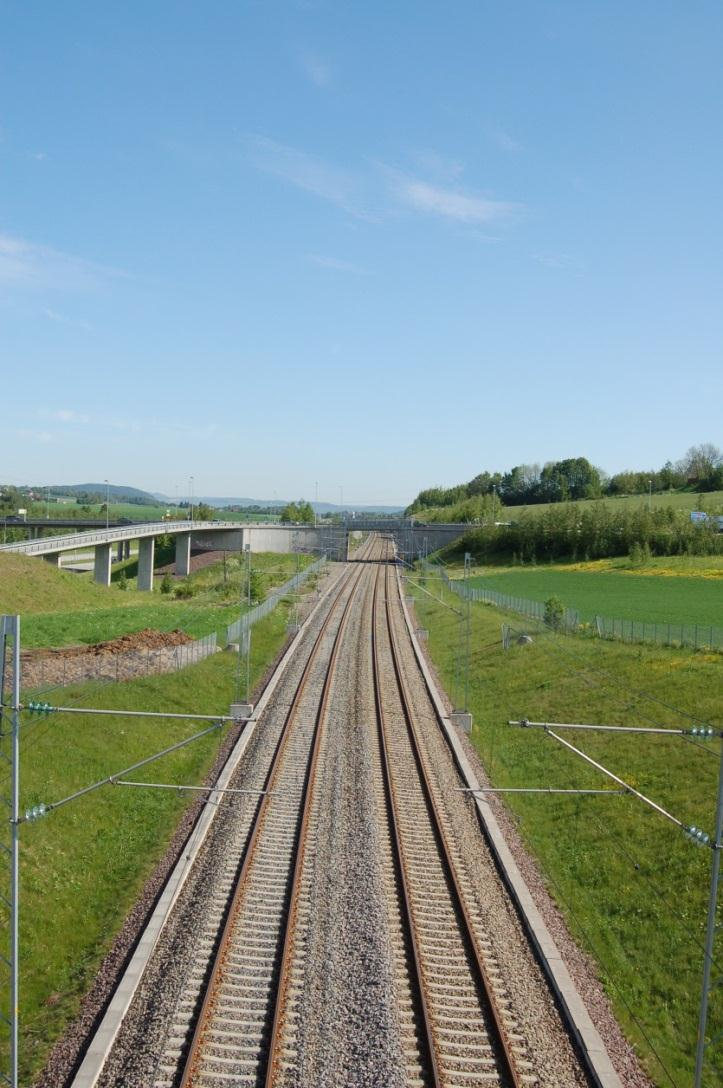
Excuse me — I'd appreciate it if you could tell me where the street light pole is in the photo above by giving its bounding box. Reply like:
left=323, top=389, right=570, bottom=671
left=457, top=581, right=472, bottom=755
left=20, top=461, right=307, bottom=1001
left=104, top=480, right=110, bottom=530
left=189, top=476, right=194, bottom=522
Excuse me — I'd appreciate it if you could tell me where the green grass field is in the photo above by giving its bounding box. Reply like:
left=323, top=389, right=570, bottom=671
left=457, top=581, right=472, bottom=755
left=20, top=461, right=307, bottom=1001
left=5, top=574, right=313, bottom=1081
left=407, top=570, right=722, bottom=1087
left=1, top=551, right=312, bottom=648
left=465, top=563, right=723, bottom=628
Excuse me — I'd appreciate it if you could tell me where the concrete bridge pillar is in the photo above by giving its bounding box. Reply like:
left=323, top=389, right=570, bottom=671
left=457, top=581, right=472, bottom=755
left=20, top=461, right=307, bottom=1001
left=43, top=553, right=61, bottom=567
left=94, top=543, right=112, bottom=586
left=175, top=532, right=191, bottom=576
left=116, top=542, right=124, bottom=563
left=124, top=540, right=131, bottom=560
left=137, top=537, right=155, bottom=591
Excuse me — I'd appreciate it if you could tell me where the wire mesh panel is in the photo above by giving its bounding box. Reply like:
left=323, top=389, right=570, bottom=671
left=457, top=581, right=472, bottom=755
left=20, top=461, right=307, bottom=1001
left=226, top=555, right=326, bottom=643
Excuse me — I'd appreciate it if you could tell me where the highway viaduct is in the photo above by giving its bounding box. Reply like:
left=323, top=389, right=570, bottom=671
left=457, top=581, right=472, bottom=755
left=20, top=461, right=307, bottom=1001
left=0, top=520, right=468, bottom=590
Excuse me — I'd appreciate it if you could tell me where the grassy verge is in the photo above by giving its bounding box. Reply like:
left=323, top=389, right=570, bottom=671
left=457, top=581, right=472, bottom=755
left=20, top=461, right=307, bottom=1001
left=9, top=585, right=305, bottom=1082
left=406, top=567, right=722, bottom=1087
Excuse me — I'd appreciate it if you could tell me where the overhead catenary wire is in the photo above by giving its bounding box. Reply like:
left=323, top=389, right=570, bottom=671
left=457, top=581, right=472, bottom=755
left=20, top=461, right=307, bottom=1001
left=502, top=605, right=717, bottom=728
left=25, top=719, right=228, bottom=821
left=509, top=621, right=722, bottom=765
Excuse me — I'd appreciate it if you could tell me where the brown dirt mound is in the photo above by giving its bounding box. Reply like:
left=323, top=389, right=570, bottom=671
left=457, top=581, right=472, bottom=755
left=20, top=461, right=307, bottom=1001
left=22, top=628, right=192, bottom=662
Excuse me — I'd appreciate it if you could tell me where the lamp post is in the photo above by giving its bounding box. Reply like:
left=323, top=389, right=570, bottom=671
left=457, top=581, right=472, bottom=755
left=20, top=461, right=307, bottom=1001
left=189, top=476, right=194, bottom=522
left=104, top=480, right=110, bottom=530
left=648, top=478, right=652, bottom=512
left=45, top=487, right=50, bottom=519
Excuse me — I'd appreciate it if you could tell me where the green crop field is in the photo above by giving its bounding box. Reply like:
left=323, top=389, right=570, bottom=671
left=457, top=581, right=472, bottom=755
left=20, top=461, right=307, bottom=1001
left=406, top=572, right=722, bottom=1087
left=464, top=559, right=723, bottom=628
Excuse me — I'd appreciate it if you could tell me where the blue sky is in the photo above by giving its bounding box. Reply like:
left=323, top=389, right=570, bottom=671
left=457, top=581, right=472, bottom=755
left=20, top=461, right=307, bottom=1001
left=1, top=1, right=721, bottom=505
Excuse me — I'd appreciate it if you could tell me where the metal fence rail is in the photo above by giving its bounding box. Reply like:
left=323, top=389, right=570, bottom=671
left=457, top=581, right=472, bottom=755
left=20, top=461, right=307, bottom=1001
left=419, top=559, right=722, bottom=652
left=226, top=555, right=326, bottom=643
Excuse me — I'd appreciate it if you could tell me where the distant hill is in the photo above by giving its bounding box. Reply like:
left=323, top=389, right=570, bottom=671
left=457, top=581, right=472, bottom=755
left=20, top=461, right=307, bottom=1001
left=47, top=483, right=158, bottom=504
left=153, top=494, right=405, bottom=515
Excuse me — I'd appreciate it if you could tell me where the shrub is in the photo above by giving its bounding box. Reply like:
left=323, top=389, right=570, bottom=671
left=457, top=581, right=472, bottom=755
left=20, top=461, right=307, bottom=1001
left=544, top=595, right=565, bottom=630
left=173, top=580, right=194, bottom=599
left=117, top=571, right=128, bottom=592
left=160, top=574, right=173, bottom=594
left=629, top=541, right=652, bottom=567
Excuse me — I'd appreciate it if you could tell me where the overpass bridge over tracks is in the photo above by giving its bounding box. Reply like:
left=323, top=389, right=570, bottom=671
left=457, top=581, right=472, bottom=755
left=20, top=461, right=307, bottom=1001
left=0, top=519, right=468, bottom=589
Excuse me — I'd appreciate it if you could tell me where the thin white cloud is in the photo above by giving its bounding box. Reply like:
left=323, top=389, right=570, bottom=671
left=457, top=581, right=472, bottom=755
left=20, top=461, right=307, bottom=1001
left=299, top=52, right=332, bottom=87
left=388, top=172, right=518, bottom=224
left=244, top=136, right=372, bottom=219
left=307, top=254, right=369, bottom=275
left=410, top=149, right=464, bottom=181
left=0, top=232, right=127, bottom=291
left=533, top=252, right=580, bottom=270
left=490, top=127, right=522, bottom=153
left=51, top=408, right=92, bottom=424
left=245, top=137, right=521, bottom=231
left=15, top=428, right=53, bottom=445
left=43, top=308, right=93, bottom=331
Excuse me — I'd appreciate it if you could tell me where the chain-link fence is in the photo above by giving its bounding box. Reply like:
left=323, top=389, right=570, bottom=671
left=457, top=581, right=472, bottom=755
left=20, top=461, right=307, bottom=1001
left=419, top=559, right=722, bottom=652
left=226, top=555, right=326, bottom=644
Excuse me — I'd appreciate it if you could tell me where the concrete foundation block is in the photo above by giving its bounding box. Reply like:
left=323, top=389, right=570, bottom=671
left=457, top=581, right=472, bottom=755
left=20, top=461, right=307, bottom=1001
left=230, top=703, right=253, bottom=720
left=451, top=710, right=473, bottom=735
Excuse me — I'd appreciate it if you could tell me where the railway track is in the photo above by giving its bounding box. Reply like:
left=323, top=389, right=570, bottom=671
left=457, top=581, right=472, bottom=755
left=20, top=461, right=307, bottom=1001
left=372, top=560, right=533, bottom=1087
left=176, top=534, right=384, bottom=1087
left=84, top=532, right=600, bottom=1088
left=176, top=538, right=534, bottom=1088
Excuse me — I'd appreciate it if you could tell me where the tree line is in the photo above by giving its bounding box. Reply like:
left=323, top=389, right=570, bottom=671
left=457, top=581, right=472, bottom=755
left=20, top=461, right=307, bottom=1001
left=407, top=444, right=723, bottom=514
left=448, top=502, right=723, bottom=564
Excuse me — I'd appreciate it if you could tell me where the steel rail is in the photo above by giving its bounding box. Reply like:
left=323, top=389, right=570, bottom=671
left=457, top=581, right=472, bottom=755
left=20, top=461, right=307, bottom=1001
left=178, top=533, right=376, bottom=1087
left=371, top=553, right=442, bottom=1086
left=263, top=535, right=384, bottom=1086
left=382, top=560, right=524, bottom=1088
